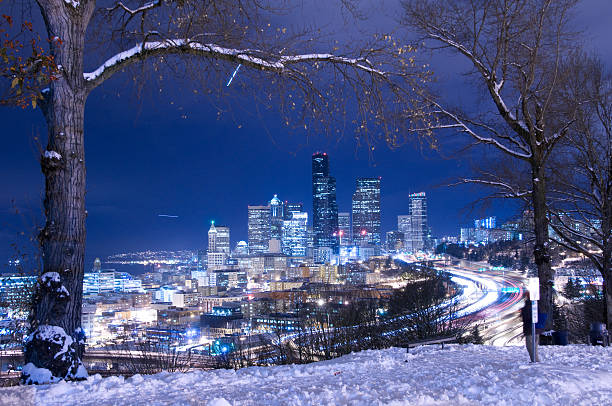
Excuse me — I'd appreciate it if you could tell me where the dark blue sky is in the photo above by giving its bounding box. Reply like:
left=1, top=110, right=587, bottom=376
left=1, top=1, right=611, bottom=269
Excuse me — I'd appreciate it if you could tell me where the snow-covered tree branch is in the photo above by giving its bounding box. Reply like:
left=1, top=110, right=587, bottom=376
left=83, top=39, right=387, bottom=91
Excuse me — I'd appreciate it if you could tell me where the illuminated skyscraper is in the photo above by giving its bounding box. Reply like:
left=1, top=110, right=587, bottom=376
left=408, top=192, right=428, bottom=251
left=284, top=202, right=304, bottom=220
left=397, top=215, right=412, bottom=247
left=312, top=153, right=338, bottom=251
left=215, top=226, right=230, bottom=255
left=351, top=177, right=381, bottom=246
left=282, top=211, right=308, bottom=256
left=269, top=194, right=284, bottom=241
left=248, top=205, right=271, bottom=254
left=207, top=221, right=230, bottom=269
left=337, top=212, right=351, bottom=245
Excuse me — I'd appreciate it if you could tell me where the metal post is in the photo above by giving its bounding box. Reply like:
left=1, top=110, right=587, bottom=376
left=531, top=299, right=538, bottom=363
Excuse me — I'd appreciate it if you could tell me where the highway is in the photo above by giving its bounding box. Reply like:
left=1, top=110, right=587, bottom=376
left=396, top=255, right=527, bottom=346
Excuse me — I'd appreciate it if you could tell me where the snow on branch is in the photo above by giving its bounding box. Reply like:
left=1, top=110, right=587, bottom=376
left=425, top=101, right=532, bottom=160
left=84, top=39, right=386, bottom=91
left=453, top=178, right=532, bottom=199
left=426, top=33, right=530, bottom=139
left=106, top=1, right=161, bottom=16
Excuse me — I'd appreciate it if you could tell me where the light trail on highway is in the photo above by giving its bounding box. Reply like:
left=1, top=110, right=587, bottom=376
left=394, top=255, right=527, bottom=345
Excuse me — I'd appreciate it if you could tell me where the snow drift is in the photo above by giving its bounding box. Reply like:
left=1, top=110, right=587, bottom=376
left=2, top=344, right=611, bottom=405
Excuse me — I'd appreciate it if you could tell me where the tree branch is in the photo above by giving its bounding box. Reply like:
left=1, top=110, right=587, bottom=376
left=84, top=39, right=387, bottom=92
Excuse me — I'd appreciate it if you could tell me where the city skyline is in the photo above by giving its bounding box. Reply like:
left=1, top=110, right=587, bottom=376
left=1, top=1, right=610, bottom=267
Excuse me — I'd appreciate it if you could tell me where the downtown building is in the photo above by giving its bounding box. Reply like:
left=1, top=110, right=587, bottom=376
left=351, top=177, right=381, bottom=246
left=207, top=221, right=230, bottom=270
left=337, top=212, right=351, bottom=245
left=248, top=205, right=271, bottom=254
left=269, top=194, right=284, bottom=243
left=398, top=192, right=429, bottom=252
left=282, top=211, right=308, bottom=257
left=312, top=152, right=339, bottom=260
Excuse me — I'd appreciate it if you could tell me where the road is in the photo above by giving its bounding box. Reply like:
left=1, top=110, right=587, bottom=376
left=396, top=255, right=527, bottom=346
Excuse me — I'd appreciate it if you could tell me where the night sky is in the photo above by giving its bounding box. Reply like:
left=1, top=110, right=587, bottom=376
left=1, top=1, right=611, bottom=269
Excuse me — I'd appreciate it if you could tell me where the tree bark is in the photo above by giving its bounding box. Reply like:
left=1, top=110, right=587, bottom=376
left=531, top=162, right=554, bottom=329
left=23, top=1, right=93, bottom=384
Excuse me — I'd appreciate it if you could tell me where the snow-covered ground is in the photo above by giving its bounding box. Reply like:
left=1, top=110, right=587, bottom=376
left=2, top=345, right=611, bottom=405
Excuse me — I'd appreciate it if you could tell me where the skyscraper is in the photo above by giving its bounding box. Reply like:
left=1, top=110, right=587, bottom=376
left=408, top=192, right=428, bottom=251
left=284, top=202, right=304, bottom=220
left=282, top=211, right=308, bottom=256
left=215, top=226, right=230, bottom=255
left=351, top=177, right=381, bottom=246
left=207, top=221, right=230, bottom=269
left=337, top=212, right=351, bottom=245
left=312, top=152, right=339, bottom=252
left=208, top=222, right=218, bottom=253
left=269, top=194, right=284, bottom=241
left=248, top=205, right=271, bottom=254
left=208, top=222, right=230, bottom=253
left=397, top=215, right=412, bottom=247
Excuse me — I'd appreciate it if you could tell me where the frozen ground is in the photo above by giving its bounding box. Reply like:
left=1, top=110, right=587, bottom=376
left=1, top=344, right=611, bottom=406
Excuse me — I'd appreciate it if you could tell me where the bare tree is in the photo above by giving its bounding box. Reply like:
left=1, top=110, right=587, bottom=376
left=401, top=0, right=582, bottom=328
left=109, top=340, right=192, bottom=375
left=547, top=53, right=612, bottom=330
left=2, top=1, right=429, bottom=383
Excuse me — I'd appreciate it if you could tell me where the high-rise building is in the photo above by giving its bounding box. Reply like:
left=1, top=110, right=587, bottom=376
left=398, top=192, right=429, bottom=251
left=408, top=192, right=428, bottom=251
left=312, top=152, right=338, bottom=252
left=337, top=212, right=351, bottom=245
left=269, top=194, right=284, bottom=242
left=351, top=177, right=381, bottom=246
left=284, top=202, right=304, bottom=220
left=282, top=211, right=308, bottom=256
left=398, top=215, right=412, bottom=248
left=248, top=205, right=271, bottom=254
left=207, top=221, right=230, bottom=269
left=216, top=226, right=231, bottom=255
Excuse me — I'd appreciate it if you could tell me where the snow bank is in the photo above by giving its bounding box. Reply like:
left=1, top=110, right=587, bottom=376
left=2, top=345, right=611, bottom=405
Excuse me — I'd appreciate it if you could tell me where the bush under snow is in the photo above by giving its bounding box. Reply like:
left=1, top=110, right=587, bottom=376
left=2, top=344, right=611, bottom=405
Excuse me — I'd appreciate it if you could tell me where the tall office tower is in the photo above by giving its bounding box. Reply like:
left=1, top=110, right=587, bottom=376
left=208, top=222, right=230, bottom=254
left=282, top=212, right=308, bottom=256
left=398, top=214, right=412, bottom=247
left=408, top=192, right=428, bottom=251
left=269, top=194, right=284, bottom=241
left=284, top=202, right=304, bottom=220
left=215, top=226, right=230, bottom=255
left=351, top=177, right=381, bottom=246
left=312, top=152, right=339, bottom=251
left=337, top=212, right=351, bottom=245
left=248, top=205, right=271, bottom=254
left=208, top=221, right=218, bottom=253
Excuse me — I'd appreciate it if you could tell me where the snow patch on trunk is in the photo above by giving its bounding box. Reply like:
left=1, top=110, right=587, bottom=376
left=44, top=150, right=62, bottom=160
left=22, top=363, right=61, bottom=385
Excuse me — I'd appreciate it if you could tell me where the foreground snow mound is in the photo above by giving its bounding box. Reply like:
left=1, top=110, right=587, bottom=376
left=2, top=345, right=611, bottom=405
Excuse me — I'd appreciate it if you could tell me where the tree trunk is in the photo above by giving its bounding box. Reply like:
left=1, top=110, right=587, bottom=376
left=531, top=163, right=554, bottom=329
left=22, top=2, right=93, bottom=384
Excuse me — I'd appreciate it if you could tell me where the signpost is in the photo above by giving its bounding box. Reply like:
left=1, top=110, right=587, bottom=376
left=527, top=277, right=540, bottom=363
